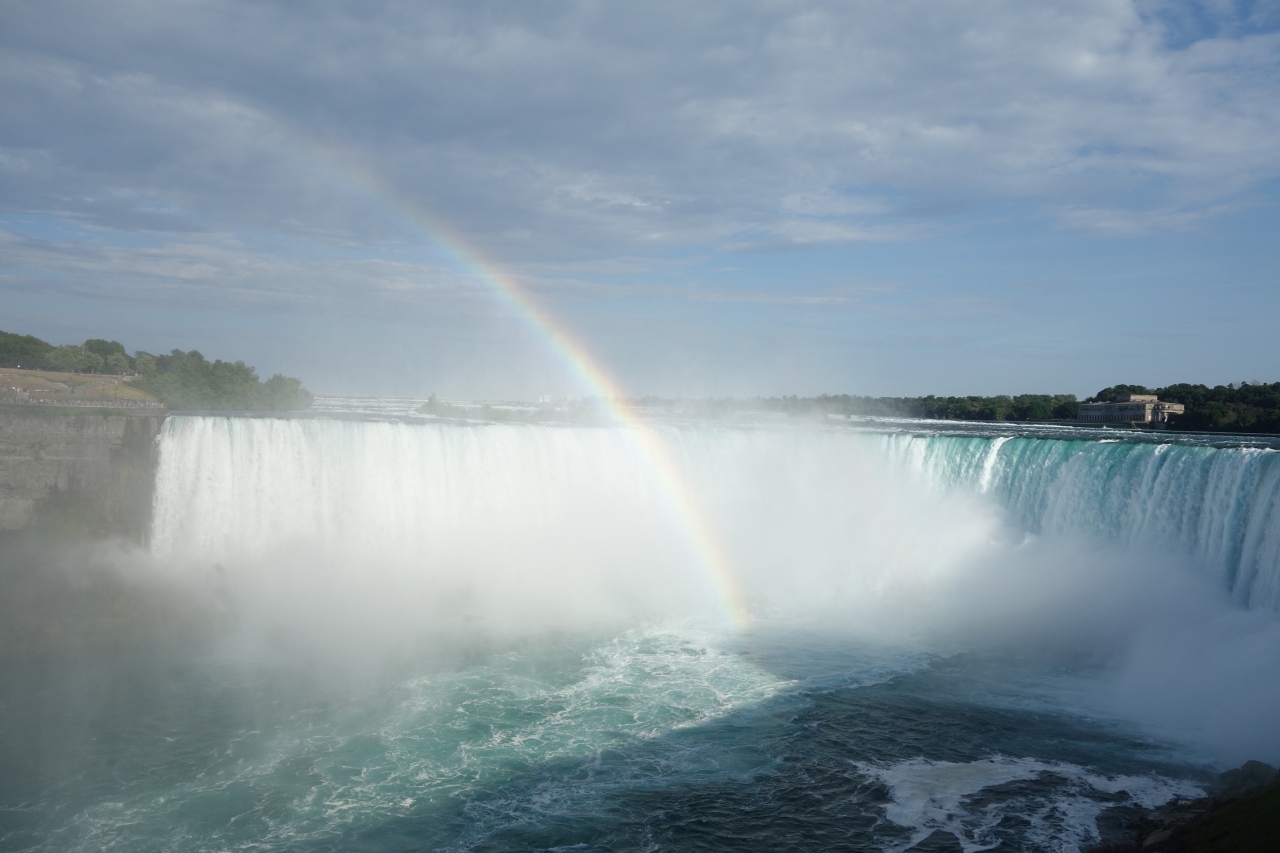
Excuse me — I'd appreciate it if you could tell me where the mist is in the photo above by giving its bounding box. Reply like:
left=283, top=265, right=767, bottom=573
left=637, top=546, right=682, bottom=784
left=9, top=413, right=1280, bottom=851
left=94, top=416, right=1277, bottom=765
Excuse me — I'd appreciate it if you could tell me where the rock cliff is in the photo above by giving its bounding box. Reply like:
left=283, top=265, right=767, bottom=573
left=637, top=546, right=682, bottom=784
left=0, top=406, right=167, bottom=539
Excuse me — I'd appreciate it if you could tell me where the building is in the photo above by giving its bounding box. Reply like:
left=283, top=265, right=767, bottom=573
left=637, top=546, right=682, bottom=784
left=1077, top=393, right=1185, bottom=426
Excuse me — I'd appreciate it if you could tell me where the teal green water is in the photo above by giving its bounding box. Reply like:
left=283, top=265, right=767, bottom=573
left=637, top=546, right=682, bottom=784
left=0, top=624, right=1215, bottom=853
left=874, top=428, right=1280, bottom=607
left=4, top=417, right=1279, bottom=852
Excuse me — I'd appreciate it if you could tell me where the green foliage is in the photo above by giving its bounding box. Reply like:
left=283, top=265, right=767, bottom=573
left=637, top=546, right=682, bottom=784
left=1157, top=382, right=1279, bottom=433
left=758, top=383, right=1280, bottom=433
left=1, top=331, right=134, bottom=374
left=1084, top=384, right=1151, bottom=403
left=132, top=349, right=313, bottom=410
left=1, top=328, right=312, bottom=410
left=83, top=338, right=127, bottom=360
left=0, top=329, right=54, bottom=369
left=261, top=374, right=313, bottom=410
left=105, top=352, right=133, bottom=374
left=45, top=344, right=106, bottom=374
left=83, top=339, right=134, bottom=374
left=134, top=352, right=158, bottom=375
left=753, top=393, right=1080, bottom=422
left=1083, top=382, right=1280, bottom=432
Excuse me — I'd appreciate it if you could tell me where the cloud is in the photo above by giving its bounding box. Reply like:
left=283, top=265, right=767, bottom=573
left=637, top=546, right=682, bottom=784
left=0, top=0, right=1277, bottom=266
left=0, top=227, right=919, bottom=316
left=0, top=229, right=485, bottom=314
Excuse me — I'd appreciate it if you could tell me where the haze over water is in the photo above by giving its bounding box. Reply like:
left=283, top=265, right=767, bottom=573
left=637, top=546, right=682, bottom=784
left=4, top=404, right=1279, bottom=852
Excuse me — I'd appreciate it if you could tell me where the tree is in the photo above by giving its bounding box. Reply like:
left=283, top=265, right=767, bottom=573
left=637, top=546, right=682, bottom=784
left=0, top=330, right=54, bottom=369
left=134, top=352, right=158, bottom=375
left=105, top=353, right=132, bottom=374
left=45, top=345, right=105, bottom=373
left=132, top=348, right=312, bottom=410
left=83, top=339, right=129, bottom=363
left=1085, top=385, right=1151, bottom=403
left=262, top=374, right=313, bottom=409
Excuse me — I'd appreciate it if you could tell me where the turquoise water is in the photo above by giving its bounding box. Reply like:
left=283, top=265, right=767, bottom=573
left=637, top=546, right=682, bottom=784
left=0, top=627, right=1207, bottom=852
left=876, top=429, right=1280, bottom=608
left=4, top=415, right=1279, bottom=852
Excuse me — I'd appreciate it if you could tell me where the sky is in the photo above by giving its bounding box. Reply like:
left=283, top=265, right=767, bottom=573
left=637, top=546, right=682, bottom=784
left=2, top=0, right=1279, bottom=399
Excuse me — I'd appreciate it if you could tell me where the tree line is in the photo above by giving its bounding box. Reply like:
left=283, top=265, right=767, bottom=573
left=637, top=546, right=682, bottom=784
left=754, top=393, right=1082, bottom=422
left=761, top=386, right=1280, bottom=432
left=1088, top=383, right=1280, bottom=433
left=1, top=329, right=312, bottom=411
left=636, top=384, right=1280, bottom=434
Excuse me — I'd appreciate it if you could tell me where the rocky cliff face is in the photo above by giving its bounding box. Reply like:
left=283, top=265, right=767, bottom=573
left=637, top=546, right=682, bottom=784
left=0, top=407, right=167, bottom=539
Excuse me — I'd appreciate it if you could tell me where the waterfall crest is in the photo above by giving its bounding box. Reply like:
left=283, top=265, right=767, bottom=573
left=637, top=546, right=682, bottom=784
left=883, top=434, right=1280, bottom=609
left=151, top=417, right=1280, bottom=615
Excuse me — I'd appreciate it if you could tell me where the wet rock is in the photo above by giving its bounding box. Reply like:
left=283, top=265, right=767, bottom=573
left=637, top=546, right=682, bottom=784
left=1212, top=760, right=1278, bottom=800
left=1090, top=760, right=1280, bottom=852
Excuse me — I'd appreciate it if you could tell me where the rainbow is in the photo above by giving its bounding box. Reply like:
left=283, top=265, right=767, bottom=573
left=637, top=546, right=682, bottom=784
left=310, top=152, right=753, bottom=631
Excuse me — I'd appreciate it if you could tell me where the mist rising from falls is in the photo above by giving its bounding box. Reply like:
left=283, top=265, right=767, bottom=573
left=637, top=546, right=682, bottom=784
left=151, top=417, right=718, bottom=642
left=151, top=417, right=991, bottom=638
left=881, top=433, right=1280, bottom=609
left=16, top=417, right=1280, bottom=853
left=152, top=417, right=1280, bottom=618
left=148, top=416, right=1280, bottom=760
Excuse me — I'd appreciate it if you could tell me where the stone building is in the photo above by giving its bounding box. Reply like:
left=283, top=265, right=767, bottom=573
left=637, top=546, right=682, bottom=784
left=1077, top=393, right=1185, bottom=426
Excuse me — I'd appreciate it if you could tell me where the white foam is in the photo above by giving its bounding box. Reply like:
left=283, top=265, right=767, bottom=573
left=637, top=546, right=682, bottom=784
left=56, top=625, right=791, bottom=853
left=854, top=756, right=1203, bottom=853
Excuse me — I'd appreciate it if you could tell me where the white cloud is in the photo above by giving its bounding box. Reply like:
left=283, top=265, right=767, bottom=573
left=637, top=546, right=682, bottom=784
left=0, top=230, right=484, bottom=313
left=1, top=0, right=1277, bottom=260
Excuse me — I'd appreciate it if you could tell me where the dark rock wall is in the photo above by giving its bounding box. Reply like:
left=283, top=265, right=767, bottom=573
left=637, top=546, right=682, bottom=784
left=0, top=406, right=167, bottom=539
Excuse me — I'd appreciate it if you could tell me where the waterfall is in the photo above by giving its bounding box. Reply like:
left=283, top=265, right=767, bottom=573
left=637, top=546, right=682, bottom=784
left=150, top=416, right=1280, bottom=617
left=881, top=434, right=1280, bottom=609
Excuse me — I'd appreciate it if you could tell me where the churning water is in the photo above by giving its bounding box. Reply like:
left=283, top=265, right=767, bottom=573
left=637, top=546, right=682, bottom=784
left=3, top=412, right=1279, bottom=852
